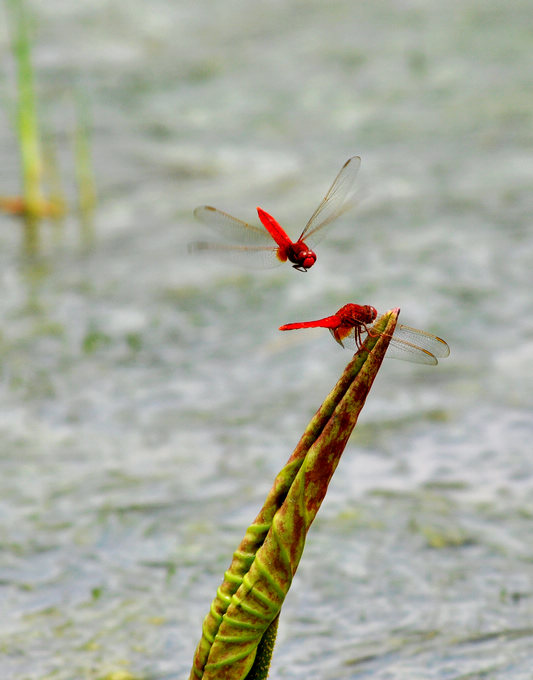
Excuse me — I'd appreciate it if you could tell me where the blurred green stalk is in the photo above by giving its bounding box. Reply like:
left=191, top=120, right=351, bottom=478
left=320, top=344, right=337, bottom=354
left=42, top=133, right=67, bottom=238
left=6, top=0, right=44, bottom=249
left=74, top=90, right=96, bottom=245
left=189, top=309, right=398, bottom=680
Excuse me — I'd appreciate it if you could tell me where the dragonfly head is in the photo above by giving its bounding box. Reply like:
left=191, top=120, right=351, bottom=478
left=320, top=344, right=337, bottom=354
left=301, top=252, right=317, bottom=270
left=292, top=259, right=315, bottom=272
left=288, top=242, right=317, bottom=271
left=366, top=306, right=378, bottom=323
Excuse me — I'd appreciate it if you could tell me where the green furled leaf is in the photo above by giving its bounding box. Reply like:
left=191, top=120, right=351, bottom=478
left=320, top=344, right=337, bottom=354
left=189, top=310, right=398, bottom=680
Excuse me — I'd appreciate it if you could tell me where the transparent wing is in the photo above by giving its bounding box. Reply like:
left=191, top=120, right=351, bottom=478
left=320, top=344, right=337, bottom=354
left=299, top=155, right=361, bottom=245
left=341, top=322, right=449, bottom=365
left=193, top=206, right=274, bottom=246
left=187, top=241, right=281, bottom=269
left=190, top=205, right=281, bottom=268
left=377, top=323, right=449, bottom=365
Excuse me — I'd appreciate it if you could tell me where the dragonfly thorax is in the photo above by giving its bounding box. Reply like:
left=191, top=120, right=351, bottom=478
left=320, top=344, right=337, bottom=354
left=339, top=304, right=378, bottom=327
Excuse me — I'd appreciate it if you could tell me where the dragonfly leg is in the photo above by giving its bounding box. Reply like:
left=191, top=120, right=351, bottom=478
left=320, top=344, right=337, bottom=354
left=353, top=324, right=364, bottom=350
left=357, top=322, right=377, bottom=351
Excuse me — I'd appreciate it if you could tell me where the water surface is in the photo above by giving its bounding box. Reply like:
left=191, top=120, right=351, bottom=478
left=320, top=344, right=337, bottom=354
left=1, top=1, right=532, bottom=678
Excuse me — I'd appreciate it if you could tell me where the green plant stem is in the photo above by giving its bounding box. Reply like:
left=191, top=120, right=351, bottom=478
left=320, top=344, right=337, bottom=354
left=74, top=90, right=96, bottom=245
left=7, top=0, right=44, bottom=215
left=189, top=309, right=398, bottom=680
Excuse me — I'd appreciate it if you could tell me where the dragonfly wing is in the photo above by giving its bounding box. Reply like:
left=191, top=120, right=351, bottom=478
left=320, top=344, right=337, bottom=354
left=377, top=324, right=450, bottom=365
left=332, top=327, right=359, bottom=349
left=341, top=323, right=448, bottom=364
left=193, top=206, right=274, bottom=246
left=190, top=205, right=282, bottom=268
left=392, top=325, right=450, bottom=359
left=385, top=337, right=439, bottom=365
left=188, top=241, right=281, bottom=269
left=299, top=155, right=361, bottom=245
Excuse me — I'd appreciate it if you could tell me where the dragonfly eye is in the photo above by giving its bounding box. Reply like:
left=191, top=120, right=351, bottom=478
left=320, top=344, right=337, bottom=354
left=301, top=253, right=316, bottom=269
left=367, top=306, right=378, bottom=322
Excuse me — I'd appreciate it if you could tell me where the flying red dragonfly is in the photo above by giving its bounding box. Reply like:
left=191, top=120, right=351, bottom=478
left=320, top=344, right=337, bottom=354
left=190, top=156, right=361, bottom=272
left=279, top=304, right=450, bottom=365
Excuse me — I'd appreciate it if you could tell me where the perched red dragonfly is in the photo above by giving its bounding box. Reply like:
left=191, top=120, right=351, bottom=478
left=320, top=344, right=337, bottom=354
left=190, top=156, right=361, bottom=272
left=279, top=303, right=450, bottom=365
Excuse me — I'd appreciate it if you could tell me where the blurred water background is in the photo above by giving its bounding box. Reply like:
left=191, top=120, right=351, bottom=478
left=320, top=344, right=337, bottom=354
left=1, top=1, right=532, bottom=678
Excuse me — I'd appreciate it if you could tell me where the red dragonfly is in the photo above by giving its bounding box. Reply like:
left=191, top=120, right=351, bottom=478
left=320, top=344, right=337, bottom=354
left=190, top=156, right=361, bottom=272
left=279, top=303, right=450, bottom=365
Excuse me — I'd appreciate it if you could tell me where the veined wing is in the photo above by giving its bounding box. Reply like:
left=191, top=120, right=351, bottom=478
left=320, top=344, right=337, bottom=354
left=299, top=155, right=361, bottom=245
left=190, top=205, right=282, bottom=268
left=386, top=324, right=450, bottom=364
left=339, top=322, right=449, bottom=365
left=188, top=241, right=281, bottom=269
left=193, top=206, right=274, bottom=246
